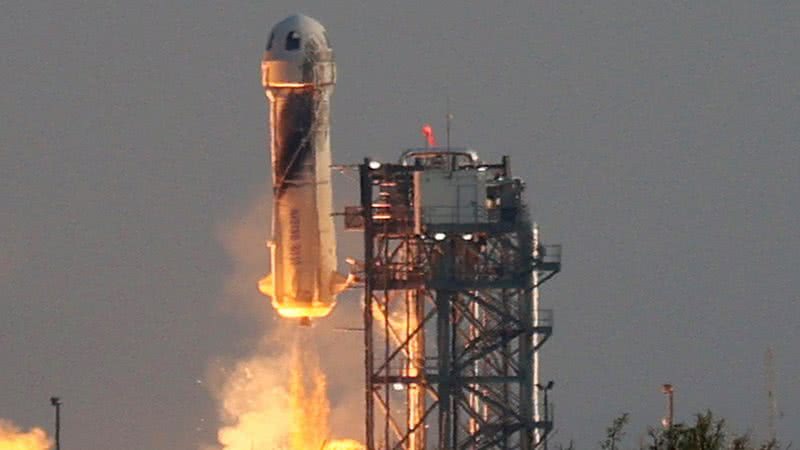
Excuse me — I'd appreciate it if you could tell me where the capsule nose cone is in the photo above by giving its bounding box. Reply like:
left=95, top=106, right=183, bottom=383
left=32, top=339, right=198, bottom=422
left=264, top=13, right=332, bottom=60
left=262, top=14, right=335, bottom=88
left=280, top=14, right=325, bottom=32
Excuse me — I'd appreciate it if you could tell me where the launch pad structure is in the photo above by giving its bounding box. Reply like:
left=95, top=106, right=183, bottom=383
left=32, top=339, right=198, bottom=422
left=345, top=149, right=561, bottom=450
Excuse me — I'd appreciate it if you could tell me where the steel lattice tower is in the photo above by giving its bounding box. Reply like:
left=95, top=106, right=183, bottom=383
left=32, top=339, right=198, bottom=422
left=347, top=150, right=560, bottom=450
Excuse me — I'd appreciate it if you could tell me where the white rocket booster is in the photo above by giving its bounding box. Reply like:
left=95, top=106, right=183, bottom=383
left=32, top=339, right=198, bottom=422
left=259, top=14, right=347, bottom=323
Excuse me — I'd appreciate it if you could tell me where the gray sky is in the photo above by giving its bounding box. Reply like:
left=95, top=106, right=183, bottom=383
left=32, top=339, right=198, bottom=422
left=2, top=1, right=798, bottom=449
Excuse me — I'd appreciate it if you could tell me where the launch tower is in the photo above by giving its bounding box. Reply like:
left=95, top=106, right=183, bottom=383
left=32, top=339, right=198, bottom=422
left=346, top=149, right=561, bottom=450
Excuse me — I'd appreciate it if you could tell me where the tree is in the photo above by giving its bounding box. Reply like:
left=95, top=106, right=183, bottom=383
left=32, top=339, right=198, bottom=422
left=645, top=411, right=725, bottom=450
left=592, top=410, right=789, bottom=450
left=600, top=414, right=630, bottom=450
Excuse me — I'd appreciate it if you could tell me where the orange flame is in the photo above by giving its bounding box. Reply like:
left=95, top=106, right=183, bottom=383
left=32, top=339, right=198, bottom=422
left=0, top=419, right=51, bottom=450
left=288, top=345, right=329, bottom=450
left=214, top=334, right=364, bottom=450
left=323, top=439, right=364, bottom=450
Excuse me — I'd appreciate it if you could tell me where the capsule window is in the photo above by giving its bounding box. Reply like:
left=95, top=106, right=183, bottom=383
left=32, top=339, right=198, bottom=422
left=285, top=31, right=301, bottom=51
left=266, top=32, right=275, bottom=50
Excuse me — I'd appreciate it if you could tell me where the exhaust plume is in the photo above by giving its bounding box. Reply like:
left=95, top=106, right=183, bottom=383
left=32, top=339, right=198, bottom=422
left=0, top=419, right=51, bottom=450
left=213, top=331, right=363, bottom=450
left=209, top=192, right=363, bottom=450
left=287, top=340, right=329, bottom=450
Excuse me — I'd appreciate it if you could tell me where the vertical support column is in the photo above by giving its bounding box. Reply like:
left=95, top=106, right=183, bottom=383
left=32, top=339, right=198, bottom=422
left=451, top=294, right=459, bottom=450
left=50, top=397, right=61, bottom=450
left=436, top=238, right=456, bottom=450
left=361, top=161, right=375, bottom=450
left=519, top=228, right=535, bottom=450
left=436, top=289, right=451, bottom=450
left=532, top=224, right=541, bottom=447
left=407, top=286, right=426, bottom=450
left=467, top=296, right=481, bottom=447
left=501, top=289, right=511, bottom=450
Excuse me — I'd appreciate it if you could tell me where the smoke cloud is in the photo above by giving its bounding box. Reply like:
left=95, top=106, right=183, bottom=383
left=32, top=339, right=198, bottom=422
left=0, top=419, right=51, bottom=450
left=214, top=334, right=291, bottom=449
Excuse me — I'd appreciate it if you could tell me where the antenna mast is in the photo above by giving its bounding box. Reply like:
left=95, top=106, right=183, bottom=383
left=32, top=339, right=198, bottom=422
left=445, top=96, right=452, bottom=151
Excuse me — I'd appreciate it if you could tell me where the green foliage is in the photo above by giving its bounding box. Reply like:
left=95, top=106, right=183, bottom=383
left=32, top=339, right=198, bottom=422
left=730, top=434, right=782, bottom=450
left=646, top=411, right=725, bottom=450
left=600, top=413, right=630, bottom=450
left=589, top=410, right=789, bottom=450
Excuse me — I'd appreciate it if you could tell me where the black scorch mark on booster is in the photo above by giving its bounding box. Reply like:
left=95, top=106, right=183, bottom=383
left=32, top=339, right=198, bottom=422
left=274, top=90, right=316, bottom=193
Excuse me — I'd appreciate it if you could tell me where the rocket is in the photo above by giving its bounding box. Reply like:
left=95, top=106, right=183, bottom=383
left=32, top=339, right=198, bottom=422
left=259, top=14, right=348, bottom=324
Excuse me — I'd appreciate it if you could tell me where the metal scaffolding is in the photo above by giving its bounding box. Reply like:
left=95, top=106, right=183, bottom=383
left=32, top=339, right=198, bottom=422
left=348, top=150, right=560, bottom=450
